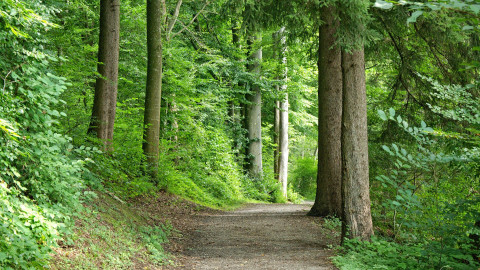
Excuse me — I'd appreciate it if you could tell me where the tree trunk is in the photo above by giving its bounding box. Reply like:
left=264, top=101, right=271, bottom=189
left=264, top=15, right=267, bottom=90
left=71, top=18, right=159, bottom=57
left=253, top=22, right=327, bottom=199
left=278, top=94, right=288, bottom=197
left=274, top=27, right=289, bottom=197
left=143, top=0, right=165, bottom=179
left=274, top=100, right=280, bottom=178
left=245, top=34, right=263, bottom=179
left=88, top=0, right=120, bottom=148
left=341, top=48, right=374, bottom=241
left=309, top=6, right=343, bottom=217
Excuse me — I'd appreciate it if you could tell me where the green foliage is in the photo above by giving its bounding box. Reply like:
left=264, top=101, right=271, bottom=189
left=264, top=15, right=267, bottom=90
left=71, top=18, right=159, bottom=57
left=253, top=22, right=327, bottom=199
left=289, top=157, right=317, bottom=200
left=0, top=0, right=90, bottom=267
left=335, top=236, right=479, bottom=270
left=50, top=194, right=174, bottom=269
left=345, top=109, right=480, bottom=269
left=0, top=182, right=59, bottom=269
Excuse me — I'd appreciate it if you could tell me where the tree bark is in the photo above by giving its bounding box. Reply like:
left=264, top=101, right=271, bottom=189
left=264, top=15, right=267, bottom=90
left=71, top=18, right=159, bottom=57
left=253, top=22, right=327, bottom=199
left=274, top=27, right=289, bottom=197
left=341, top=48, right=374, bottom=241
left=274, top=100, right=280, bottom=178
left=88, top=0, right=120, bottom=148
left=143, top=0, right=165, bottom=179
left=245, top=34, right=263, bottom=179
left=309, top=6, right=343, bottom=217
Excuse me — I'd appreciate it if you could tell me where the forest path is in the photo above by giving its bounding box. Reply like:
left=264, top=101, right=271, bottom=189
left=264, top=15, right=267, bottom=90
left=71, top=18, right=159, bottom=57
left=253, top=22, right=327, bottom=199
left=178, top=203, right=338, bottom=270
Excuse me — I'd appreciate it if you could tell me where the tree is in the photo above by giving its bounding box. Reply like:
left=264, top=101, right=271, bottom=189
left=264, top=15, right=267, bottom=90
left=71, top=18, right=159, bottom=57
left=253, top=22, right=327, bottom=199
left=143, top=0, right=166, bottom=178
left=341, top=47, right=374, bottom=241
left=309, top=5, right=343, bottom=217
left=245, top=33, right=263, bottom=179
left=273, top=27, right=289, bottom=197
left=88, top=0, right=120, bottom=147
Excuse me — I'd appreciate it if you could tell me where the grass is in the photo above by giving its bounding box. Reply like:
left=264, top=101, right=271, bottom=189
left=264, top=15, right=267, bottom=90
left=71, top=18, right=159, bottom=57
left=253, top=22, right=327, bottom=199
left=49, top=192, right=174, bottom=270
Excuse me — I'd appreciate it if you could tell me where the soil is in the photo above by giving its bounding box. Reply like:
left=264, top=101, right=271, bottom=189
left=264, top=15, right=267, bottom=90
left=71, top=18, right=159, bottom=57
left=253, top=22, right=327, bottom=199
left=166, top=202, right=339, bottom=270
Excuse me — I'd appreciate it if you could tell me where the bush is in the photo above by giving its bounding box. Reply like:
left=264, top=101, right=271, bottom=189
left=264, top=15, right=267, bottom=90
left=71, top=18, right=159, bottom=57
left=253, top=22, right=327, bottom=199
left=289, top=157, right=317, bottom=200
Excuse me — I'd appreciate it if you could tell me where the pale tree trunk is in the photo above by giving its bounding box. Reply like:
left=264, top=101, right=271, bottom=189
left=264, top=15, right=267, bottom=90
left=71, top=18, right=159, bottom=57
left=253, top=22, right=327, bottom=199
left=309, top=6, right=343, bottom=217
left=246, top=34, right=263, bottom=179
left=275, top=27, right=289, bottom=197
left=273, top=30, right=279, bottom=178
left=278, top=95, right=288, bottom=197
left=88, top=0, right=120, bottom=148
left=143, top=0, right=166, bottom=179
left=273, top=100, right=280, bottom=178
left=341, top=48, right=374, bottom=241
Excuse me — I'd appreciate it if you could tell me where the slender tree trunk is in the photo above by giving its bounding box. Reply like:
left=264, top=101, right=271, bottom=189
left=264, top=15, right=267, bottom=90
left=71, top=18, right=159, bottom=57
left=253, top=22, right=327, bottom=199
left=143, top=0, right=165, bottom=179
left=274, top=100, right=280, bottom=178
left=245, top=34, right=263, bottom=179
left=309, top=6, right=343, bottom=217
left=341, top=48, right=374, bottom=241
left=278, top=95, right=288, bottom=196
left=88, top=0, right=120, bottom=148
left=274, top=27, right=289, bottom=197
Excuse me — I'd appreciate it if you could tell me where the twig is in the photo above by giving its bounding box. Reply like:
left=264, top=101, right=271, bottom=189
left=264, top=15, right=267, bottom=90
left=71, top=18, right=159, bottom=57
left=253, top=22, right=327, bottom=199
left=166, top=0, right=183, bottom=40
left=170, top=1, right=209, bottom=40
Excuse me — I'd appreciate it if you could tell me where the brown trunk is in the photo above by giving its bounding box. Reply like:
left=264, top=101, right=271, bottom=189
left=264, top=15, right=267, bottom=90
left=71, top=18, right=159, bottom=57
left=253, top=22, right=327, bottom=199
left=88, top=0, right=120, bottom=148
left=341, top=48, right=374, bottom=241
left=309, top=6, right=343, bottom=217
left=143, top=0, right=166, bottom=179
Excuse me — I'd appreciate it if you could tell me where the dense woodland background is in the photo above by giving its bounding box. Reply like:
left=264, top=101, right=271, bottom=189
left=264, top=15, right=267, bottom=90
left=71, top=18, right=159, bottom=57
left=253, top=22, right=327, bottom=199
left=1, top=0, right=480, bottom=269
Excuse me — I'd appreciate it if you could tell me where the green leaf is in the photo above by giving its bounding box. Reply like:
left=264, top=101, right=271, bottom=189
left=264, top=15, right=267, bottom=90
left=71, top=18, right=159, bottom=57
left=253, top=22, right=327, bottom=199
left=471, top=4, right=480, bottom=14
left=378, top=110, right=388, bottom=121
left=407, top=11, right=423, bottom=23
left=374, top=0, right=393, bottom=9
left=388, top=108, right=396, bottom=118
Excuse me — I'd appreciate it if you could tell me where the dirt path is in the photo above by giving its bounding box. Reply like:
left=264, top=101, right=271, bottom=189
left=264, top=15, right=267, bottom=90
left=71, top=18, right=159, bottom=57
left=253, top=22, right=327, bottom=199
left=178, top=203, right=338, bottom=270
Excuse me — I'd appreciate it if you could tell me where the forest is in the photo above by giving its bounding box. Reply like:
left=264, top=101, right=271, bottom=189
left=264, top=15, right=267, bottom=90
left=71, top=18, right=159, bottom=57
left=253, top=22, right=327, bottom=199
left=1, top=0, right=479, bottom=269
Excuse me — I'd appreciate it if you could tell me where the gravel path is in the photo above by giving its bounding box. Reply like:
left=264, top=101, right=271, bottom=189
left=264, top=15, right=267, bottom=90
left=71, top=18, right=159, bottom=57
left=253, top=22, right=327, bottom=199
left=180, top=203, right=338, bottom=270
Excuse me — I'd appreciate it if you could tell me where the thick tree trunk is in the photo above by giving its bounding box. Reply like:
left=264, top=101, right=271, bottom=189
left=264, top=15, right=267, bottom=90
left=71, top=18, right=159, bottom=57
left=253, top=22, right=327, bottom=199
left=309, top=6, right=343, bottom=217
left=245, top=35, right=263, bottom=179
left=341, top=48, right=374, bottom=241
left=143, top=0, right=165, bottom=179
left=88, top=0, right=120, bottom=147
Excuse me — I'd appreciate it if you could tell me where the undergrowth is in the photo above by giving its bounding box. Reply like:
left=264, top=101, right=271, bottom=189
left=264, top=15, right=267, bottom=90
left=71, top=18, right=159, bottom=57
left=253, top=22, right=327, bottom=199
left=50, top=193, right=174, bottom=269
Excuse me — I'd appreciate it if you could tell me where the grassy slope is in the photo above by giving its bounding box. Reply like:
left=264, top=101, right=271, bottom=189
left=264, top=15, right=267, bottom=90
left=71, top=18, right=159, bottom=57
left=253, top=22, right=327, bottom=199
left=49, top=192, right=182, bottom=269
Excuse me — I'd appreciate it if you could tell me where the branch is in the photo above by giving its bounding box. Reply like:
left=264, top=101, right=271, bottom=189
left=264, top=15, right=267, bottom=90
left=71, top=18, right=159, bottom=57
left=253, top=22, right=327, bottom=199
left=166, top=0, right=183, bottom=40
left=2, top=64, right=24, bottom=94
left=170, top=1, right=209, bottom=40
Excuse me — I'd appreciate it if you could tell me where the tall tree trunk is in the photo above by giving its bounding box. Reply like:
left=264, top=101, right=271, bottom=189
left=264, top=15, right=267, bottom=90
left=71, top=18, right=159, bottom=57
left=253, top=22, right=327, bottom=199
left=274, top=100, right=280, bottom=178
left=341, top=48, right=374, bottom=241
left=274, top=27, right=289, bottom=197
left=309, top=6, right=343, bottom=217
left=278, top=95, right=288, bottom=197
left=143, top=0, right=165, bottom=179
left=88, top=0, right=120, bottom=148
left=245, top=34, right=263, bottom=179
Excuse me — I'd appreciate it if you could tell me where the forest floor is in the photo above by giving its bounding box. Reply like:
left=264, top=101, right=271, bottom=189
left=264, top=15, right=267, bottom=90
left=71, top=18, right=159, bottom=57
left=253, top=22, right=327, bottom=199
left=50, top=192, right=340, bottom=269
left=169, top=203, right=339, bottom=270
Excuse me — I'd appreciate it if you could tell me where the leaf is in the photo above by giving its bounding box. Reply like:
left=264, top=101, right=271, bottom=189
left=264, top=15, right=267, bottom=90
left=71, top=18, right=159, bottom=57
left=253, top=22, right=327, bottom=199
left=421, top=121, right=427, bottom=128
left=471, top=4, right=480, bottom=14
left=462, top=25, right=474, bottom=31
left=389, top=108, right=396, bottom=118
left=378, top=110, right=388, bottom=121
left=382, top=145, right=393, bottom=155
left=374, top=0, right=394, bottom=9
left=407, top=10, right=423, bottom=24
